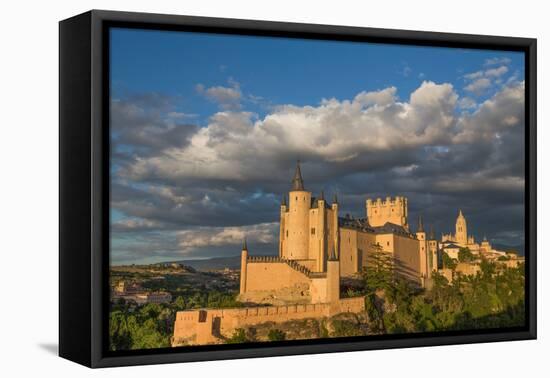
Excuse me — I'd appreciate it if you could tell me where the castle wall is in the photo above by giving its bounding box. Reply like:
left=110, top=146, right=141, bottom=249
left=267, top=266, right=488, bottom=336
left=173, top=297, right=366, bottom=346
left=240, top=260, right=311, bottom=297
left=326, top=259, right=340, bottom=303
left=310, top=276, right=328, bottom=304
left=366, top=196, right=408, bottom=229
left=339, top=228, right=376, bottom=277
left=375, top=233, right=422, bottom=285
left=392, top=234, right=423, bottom=284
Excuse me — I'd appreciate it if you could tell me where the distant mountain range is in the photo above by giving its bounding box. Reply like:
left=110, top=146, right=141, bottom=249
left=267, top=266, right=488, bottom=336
left=172, top=254, right=284, bottom=270
left=172, top=255, right=243, bottom=271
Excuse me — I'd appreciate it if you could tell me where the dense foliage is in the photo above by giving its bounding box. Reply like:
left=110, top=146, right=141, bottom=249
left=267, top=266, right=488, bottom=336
left=109, top=289, right=240, bottom=351
left=267, top=329, right=286, bottom=341
left=361, top=251, right=525, bottom=334
left=110, top=252, right=525, bottom=350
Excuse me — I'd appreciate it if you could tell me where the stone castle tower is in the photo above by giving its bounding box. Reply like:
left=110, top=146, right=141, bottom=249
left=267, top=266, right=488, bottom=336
left=455, top=209, right=468, bottom=245
left=279, top=161, right=338, bottom=272
left=415, top=215, right=429, bottom=279
left=427, top=225, right=439, bottom=271
left=365, top=196, right=409, bottom=230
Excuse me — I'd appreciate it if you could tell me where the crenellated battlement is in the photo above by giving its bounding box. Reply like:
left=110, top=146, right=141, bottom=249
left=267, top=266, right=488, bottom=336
left=366, top=196, right=407, bottom=207
left=246, top=256, right=326, bottom=278
left=366, top=196, right=409, bottom=229
left=172, top=297, right=366, bottom=346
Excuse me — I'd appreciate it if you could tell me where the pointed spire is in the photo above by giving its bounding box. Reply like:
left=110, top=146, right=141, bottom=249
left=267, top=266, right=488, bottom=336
left=458, top=209, right=464, bottom=218
left=281, top=194, right=287, bottom=207
left=329, top=245, right=337, bottom=261
left=429, top=225, right=435, bottom=240
left=242, top=238, right=248, bottom=251
left=417, top=214, right=424, bottom=233
left=291, top=160, right=305, bottom=191
left=333, top=193, right=338, bottom=204
left=319, top=190, right=325, bottom=201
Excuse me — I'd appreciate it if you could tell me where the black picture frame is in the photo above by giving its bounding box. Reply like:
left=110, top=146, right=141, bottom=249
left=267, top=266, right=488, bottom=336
left=59, top=9, right=537, bottom=368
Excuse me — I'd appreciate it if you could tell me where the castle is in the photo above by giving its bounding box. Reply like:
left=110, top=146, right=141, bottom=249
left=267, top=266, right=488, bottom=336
left=173, top=162, right=441, bottom=346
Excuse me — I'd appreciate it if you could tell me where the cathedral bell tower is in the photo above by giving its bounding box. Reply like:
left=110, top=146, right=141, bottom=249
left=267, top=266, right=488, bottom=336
left=455, top=209, right=468, bottom=246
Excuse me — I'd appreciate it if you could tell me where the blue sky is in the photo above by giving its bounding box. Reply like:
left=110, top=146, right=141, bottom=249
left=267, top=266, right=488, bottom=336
left=109, top=27, right=525, bottom=265
left=111, top=28, right=524, bottom=124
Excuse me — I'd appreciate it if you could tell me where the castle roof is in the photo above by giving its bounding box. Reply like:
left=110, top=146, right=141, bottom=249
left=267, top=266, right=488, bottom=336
left=291, top=160, right=305, bottom=191
left=328, top=246, right=338, bottom=261
left=429, top=225, right=435, bottom=240
left=372, top=222, right=414, bottom=237
left=339, top=218, right=415, bottom=238
left=443, top=243, right=461, bottom=249
left=311, top=197, right=330, bottom=209
left=339, top=217, right=375, bottom=232
left=417, top=215, right=424, bottom=233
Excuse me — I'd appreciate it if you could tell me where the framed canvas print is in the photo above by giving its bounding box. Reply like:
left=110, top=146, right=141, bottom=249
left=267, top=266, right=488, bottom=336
left=59, top=10, right=537, bottom=368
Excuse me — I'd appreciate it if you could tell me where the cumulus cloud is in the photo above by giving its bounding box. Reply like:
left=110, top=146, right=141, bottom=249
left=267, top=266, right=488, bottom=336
left=196, top=78, right=242, bottom=109
left=458, top=97, right=477, bottom=109
left=484, top=57, right=512, bottom=66
left=177, top=222, right=278, bottom=252
left=464, top=78, right=491, bottom=95
left=122, top=81, right=460, bottom=186
left=485, top=65, right=509, bottom=77
left=463, top=61, right=512, bottom=96
left=111, top=76, right=525, bottom=262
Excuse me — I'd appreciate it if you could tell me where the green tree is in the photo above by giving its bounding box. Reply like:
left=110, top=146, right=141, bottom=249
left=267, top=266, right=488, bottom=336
left=458, top=248, right=474, bottom=263
left=174, top=296, right=186, bottom=310
left=442, top=252, right=457, bottom=270
left=226, top=328, right=248, bottom=344
left=267, top=329, right=286, bottom=341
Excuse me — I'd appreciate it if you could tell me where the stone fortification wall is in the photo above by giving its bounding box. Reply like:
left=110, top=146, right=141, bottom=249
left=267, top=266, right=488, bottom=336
left=173, top=297, right=365, bottom=346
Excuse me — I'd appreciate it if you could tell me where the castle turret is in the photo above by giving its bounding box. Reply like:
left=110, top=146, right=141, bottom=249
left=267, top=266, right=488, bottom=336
left=326, top=246, right=340, bottom=303
left=311, top=190, right=327, bottom=271
left=331, top=193, right=339, bottom=263
left=239, top=239, right=248, bottom=294
left=291, top=160, right=305, bottom=191
left=284, top=161, right=311, bottom=260
left=415, top=215, right=428, bottom=281
left=427, top=225, right=439, bottom=272
left=279, top=195, right=287, bottom=257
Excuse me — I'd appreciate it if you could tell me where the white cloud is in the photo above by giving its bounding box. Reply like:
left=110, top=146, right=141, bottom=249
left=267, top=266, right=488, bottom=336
left=112, top=218, right=161, bottom=231
left=122, top=81, right=462, bottom=183
left=463, top=62, right=511, bottom=96
left=464, top=71, right=483, bottom=80
left=196, top=79, right=242, bottom=109
left=484, top=57, right=512, bottom=66
left=454, top=81, right=524, bottom=143
left=121, top=80, right=525, bottom=188
left=458, top=97, right=477, bottom=109
left=485, top=66, right=509, bottom=77
left=177, top=222, right=278, bottom=252
left=464, top=78, right=491, bottom=95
